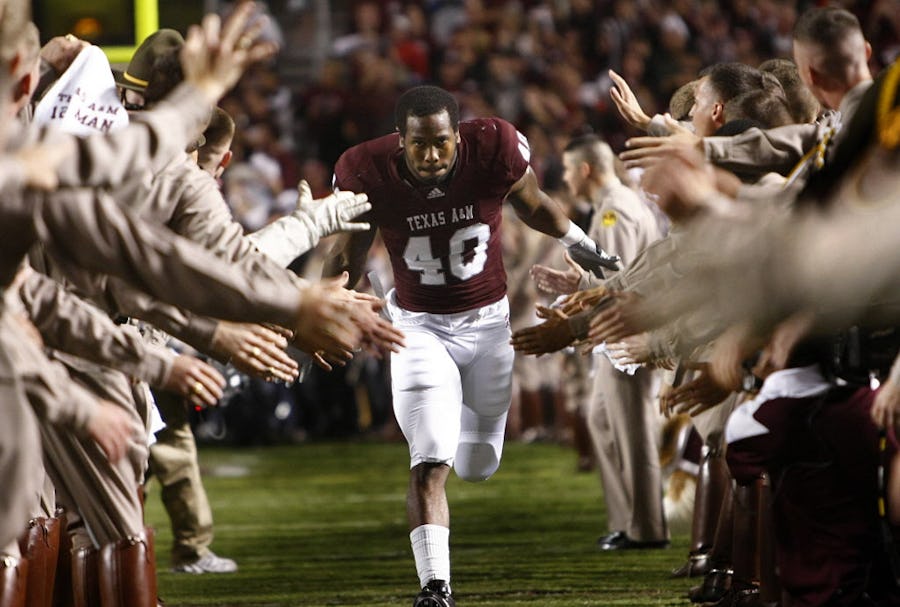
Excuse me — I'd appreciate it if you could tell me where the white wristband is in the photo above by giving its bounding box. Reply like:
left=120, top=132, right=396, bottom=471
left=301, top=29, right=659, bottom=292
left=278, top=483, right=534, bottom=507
left=558, top=221, right=586, bottom=247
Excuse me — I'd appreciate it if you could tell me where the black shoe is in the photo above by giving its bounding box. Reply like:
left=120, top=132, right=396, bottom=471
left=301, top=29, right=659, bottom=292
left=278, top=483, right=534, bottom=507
left=413, top=580, right=455, bottom=607
left=597, top=531, right=670, bottom=551
left=596, top=531, right=625, bottom=547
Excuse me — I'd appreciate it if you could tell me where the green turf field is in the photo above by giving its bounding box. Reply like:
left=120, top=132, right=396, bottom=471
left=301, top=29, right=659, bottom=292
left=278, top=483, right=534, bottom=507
left=146, top=441, right=695, bottom=606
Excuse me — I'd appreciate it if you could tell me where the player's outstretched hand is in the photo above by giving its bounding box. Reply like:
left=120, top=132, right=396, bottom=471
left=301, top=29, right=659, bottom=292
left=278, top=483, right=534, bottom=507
left=567, top=239, right=619, bottom=277
left=530, top=252, right=584, bottom=296
left=292, top=180, right=371, bottom=239
left=511, top=310, right=575, bottom=355
left=211, top=321, right=299, bottom=382
left=163, top=354, right=226, bottom=408
left=292, top=274, right=361, bottom=363
left=181, top=2, right=279, bottom=105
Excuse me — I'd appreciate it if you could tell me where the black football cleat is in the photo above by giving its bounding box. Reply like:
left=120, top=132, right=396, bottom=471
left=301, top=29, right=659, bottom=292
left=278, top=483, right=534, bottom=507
left=413, top=579, right=455, bottom=607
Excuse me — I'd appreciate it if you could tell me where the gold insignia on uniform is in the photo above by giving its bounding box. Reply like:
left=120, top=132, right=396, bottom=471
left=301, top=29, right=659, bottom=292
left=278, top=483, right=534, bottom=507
left=602, top=210, right=617, bottom=227
left=877, top=59, right=900, bottom=150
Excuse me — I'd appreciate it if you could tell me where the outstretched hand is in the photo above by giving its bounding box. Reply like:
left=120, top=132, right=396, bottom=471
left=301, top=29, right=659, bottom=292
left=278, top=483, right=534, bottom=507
left=556, top=285, right=608, bottom=318
left=292, top=179, right=371, bottom=238
left=181, top=2, right=280, bottom=105
left=510, top=307, right=575, bottom=355
left=662, top=361, right=733, bottom=418
left=872, top=379, right=900, bottom=430
left=708, top=322, right=763, bottom=392
left=292, top=275, right=406, bottom=370
left=292, top=273, right=362, bottom=363
left=530, top=251, right=584, bottom=296
left=211, top=321, right=299, bottom=382
left=620, top=129, right=702, bottom=171
left=638, top=146, right=719, bottom=221
left=582, top=290, right=642, bottom=347
left=342, top=289, right=406, bottom=357
left=608, top=69, right=652, bottom=131
left=606, top=333, right=673, bottom=368
left=163, top=354, right=226, bottom=408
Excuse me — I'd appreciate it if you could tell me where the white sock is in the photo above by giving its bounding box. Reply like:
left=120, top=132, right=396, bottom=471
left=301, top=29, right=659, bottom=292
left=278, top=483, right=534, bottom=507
left=410, top=524, right=450, bottom=589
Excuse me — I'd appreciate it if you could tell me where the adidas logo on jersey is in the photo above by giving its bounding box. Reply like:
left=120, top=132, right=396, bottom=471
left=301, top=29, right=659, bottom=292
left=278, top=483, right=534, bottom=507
left=426, top=187, right=445, bottom=199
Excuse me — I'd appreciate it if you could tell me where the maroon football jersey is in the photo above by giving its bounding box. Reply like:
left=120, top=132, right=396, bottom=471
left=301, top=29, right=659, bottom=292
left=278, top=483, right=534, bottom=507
left=334, top=118, right=530, bottom=313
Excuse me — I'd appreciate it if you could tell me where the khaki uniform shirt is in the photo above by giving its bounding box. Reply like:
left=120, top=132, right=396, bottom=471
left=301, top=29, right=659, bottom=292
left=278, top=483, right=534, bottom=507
left=586, top=178, right=662, bottom=269
left=1, top=289, right=99, bottom=431
left=55, top=152, right=309, bottom=352
left=19, top=270, right=174, bottom=387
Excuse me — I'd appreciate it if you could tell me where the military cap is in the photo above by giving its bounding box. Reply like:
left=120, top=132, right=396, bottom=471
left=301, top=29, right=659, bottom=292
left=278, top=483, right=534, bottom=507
left=113, top=28, right=184, bottom=92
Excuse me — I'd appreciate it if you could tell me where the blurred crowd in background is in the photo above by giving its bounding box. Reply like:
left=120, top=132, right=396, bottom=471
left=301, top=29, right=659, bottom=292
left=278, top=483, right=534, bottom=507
left=194, top=0, right=900, bottom=447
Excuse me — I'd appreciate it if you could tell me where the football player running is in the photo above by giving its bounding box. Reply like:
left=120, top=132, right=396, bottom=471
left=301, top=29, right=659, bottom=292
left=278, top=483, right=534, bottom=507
left=324, top=85, right=617, bottom=606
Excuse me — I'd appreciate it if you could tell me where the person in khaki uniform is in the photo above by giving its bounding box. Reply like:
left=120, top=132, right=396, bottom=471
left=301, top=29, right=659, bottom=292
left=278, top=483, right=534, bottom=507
left=557, top=134, right=668, bottom=549
left=109, top=33, right=375, bottom=572
left=0, top=6, right=399, bottom=606
left=17, top=22, right=267, bottom=588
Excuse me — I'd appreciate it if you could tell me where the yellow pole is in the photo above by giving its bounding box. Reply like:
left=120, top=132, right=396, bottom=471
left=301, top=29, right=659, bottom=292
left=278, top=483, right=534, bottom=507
left=103, top=0, right=158, bottom=65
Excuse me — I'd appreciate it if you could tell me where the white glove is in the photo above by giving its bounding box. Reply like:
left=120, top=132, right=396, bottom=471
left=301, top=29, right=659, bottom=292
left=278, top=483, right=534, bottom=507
left=294, top=179, right=371, bottom=237
left=249, top=180, right=372, bottom=266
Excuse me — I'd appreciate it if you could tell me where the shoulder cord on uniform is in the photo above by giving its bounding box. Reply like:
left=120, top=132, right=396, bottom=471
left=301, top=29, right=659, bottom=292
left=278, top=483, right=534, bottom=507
left=782, top=128, right=835, bottom=189
left=877, top=59, right=900, bottom=151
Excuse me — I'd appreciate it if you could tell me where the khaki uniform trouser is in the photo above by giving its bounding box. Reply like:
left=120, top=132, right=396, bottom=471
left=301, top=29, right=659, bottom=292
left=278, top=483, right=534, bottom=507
left=42, top=362, right=147, bottom=550
left=588, top=356, right=668, bottom=542
left=148, top=389, right=213, bottom=564
left=0, top=377, right=42, bottom=556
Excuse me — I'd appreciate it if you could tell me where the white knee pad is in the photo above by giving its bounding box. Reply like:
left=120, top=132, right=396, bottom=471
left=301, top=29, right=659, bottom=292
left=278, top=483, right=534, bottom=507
left=454, top=441, right=501, bottom=482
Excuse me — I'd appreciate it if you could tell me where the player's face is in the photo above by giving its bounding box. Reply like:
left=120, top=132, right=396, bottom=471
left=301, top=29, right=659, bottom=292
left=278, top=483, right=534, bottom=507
left=399, top=110, right=460, bottom=184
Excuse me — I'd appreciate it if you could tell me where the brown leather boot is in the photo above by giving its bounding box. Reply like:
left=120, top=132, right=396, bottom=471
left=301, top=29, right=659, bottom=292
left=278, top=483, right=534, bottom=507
left=18, top=517, right=61, bottom=607
left=71, top=547, right=100, bottom=607
left=689, top=567, right=733, bottom=603
left=717, top=481, right=777, bottom=606
left=756, top=474, right=780, bottom=604
left=0, top=556, right=29, bottom=607
left=51, top=510, right=72, bottom=607
left=732, top=481, right=760, bottom=585
left=689, top=481, right=735, bottom=603
left=673, top=445, right=729, bottom=578
left=97, top=530, right=157, bottom=607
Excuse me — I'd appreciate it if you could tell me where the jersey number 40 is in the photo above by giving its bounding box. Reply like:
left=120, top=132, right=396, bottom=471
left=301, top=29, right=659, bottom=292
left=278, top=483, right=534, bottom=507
left=403, top=223, right=490, bottom=285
